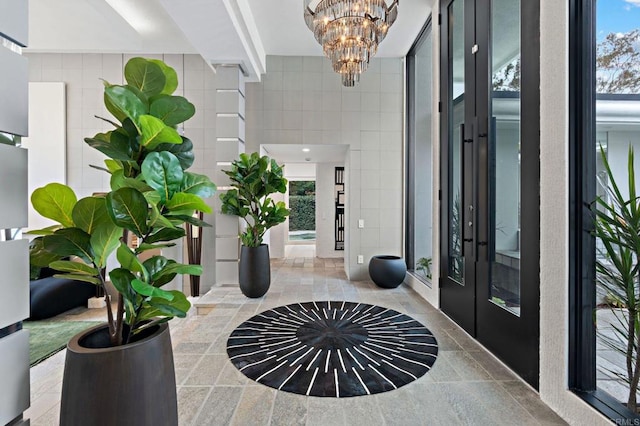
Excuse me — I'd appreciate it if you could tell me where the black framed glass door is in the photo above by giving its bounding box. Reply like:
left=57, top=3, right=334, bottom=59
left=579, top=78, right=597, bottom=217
left=439, top=0, right=540, bottom=388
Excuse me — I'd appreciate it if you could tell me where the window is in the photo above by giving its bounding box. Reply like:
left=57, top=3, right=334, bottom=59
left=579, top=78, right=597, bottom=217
left=570, top=0, right=640, bottom=420
left=406, top=18, right=434, bottom=285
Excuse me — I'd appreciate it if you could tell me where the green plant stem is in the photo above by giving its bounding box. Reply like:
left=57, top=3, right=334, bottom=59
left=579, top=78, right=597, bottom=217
left=97, top=270, right=117, bottom=345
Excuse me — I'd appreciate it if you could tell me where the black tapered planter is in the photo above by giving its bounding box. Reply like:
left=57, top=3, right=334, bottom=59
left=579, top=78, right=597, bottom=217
left=239, top=244, right=271, bottom=298
left=369, top=255, right=407, bottom=288
left=60, top=322, right=178, bottom=426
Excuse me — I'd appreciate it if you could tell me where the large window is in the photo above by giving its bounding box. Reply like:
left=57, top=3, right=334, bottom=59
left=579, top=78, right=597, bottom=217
left=406, top=19, right=434, bottom=284
left=570, top=0, right=640, bottom=420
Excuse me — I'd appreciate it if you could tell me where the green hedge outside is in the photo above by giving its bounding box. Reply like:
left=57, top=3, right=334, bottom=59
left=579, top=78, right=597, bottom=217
left=289, top=195, right=315, bottom=231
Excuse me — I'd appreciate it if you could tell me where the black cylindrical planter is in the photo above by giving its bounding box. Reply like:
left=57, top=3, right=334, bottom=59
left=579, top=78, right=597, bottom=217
left=60, top=323, right=178, bottom=426
left=239, top=244, right=271, bottom=298
left=369, top=255, right=407, bottom=288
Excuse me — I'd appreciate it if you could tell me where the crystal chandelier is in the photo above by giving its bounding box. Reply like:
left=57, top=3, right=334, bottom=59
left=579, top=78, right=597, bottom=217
left=304, top=0, right=399, bottom=87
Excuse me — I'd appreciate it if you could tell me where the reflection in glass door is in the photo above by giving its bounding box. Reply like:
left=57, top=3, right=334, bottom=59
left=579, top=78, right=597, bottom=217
left=489, top=0, right=521, bottom=315
left=449, top=0, right=465, bottom=284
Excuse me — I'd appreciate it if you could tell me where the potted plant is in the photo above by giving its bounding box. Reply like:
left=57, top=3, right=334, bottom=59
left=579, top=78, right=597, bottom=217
left=220, top=153, right=289, bottom=297
left=28, top=57, right=216, bottom=425
left=416, top=257, right=433, bottom=280
left=594, top=145, right=640, bottom=412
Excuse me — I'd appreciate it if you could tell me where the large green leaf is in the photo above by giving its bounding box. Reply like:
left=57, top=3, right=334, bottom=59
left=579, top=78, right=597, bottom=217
left=137, top=291, right=190, bottom=320
left=148, top=59, right=178, bottom=95
left=72, top=197, right=111, bottom=234
left=124, top=58, right=166, bottom=98
left=84, top=132, right=131, bottom=161
left=150, top=95, right=196, bottom=126
left=31, top=183, right=77, bottom=227
left=42, top=228, right=93, bottom=263
left=116, top=243, right=146, bottom=279
left=49, top=260, right=99, bottom=276
left=145, top=227, right=186, bottom=244
left=143, top=256, right=169, bottom=280
left=138, top=115, right=182, bottom=150
left=105, top=188, right=149, bottom=236
left=166, top=192, right=212, bottom=213
left=182, top=173, right=217, bottom=198
left=29, top=237, right=62, bottom=267
left=136, top=242, right=176, bottom=254
left=104, top=85, right=146, bottom=126
left=141, top=152, right=184, bottom=202
left=155, top=137, right=195, bottom=170
left=161, top=262, right=203, bottom=277
left=90, top=223, right=122, bottom=268
left=131, top=278, right=174, bottom=301
left=109, top=268, right=137, bottom=313
left=148, top=204, right=174, bottom=229
left=53, top=274, right=101, bottom=285
left=25, top=225, right=61, bottom=236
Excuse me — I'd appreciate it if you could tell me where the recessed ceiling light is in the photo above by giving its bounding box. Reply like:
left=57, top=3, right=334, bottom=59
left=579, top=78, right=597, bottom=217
left=302, top=148, right=311, bottom=152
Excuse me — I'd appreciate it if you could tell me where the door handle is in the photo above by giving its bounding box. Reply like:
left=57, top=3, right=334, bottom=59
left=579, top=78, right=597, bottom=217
left=461, top=123, right=474, bottom=259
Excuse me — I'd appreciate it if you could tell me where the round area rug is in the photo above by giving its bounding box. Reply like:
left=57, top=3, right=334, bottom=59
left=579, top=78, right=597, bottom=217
left=226, top=301, right=438, bottom=397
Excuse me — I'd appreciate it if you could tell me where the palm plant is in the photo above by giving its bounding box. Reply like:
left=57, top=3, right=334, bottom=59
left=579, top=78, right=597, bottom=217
left=595, top=145, right=640, bottom=411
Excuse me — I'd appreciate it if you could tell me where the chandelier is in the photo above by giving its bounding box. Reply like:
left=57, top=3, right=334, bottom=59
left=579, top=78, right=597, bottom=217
left=304, top=0, right=399, bottom=87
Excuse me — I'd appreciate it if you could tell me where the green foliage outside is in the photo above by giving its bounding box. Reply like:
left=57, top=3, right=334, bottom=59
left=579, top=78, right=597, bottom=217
left=28, top=57, right=216, bottom=347
left=289, top=195, right=316, bottom=231
left=290, top=180, right=315, bottom=196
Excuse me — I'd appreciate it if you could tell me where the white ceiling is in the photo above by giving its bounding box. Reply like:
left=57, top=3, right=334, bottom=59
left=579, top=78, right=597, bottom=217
left=247, top=0, right=431, bottom=58
left=27, top=0, right=197, bottom=53
left=26, top=0, right=431, bottom=79
left=262, top=144, right=349, bottom=164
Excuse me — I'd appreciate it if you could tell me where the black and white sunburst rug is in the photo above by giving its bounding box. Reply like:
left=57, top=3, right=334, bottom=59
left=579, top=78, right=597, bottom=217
left=226, top=301, right=438, bottom=397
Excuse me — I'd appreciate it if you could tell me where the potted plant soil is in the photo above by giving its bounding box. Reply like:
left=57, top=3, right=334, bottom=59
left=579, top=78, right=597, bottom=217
left=220, top=153, right=289, bottom=298
left=28, top=57, right=216, bottom=425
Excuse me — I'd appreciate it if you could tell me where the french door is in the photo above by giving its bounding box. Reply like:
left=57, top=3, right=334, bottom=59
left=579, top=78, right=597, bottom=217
left=439, top=0, right=540, bottom=388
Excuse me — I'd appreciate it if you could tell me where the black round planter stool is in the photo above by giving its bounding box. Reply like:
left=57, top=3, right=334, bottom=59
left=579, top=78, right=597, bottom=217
left=369, top=255, right=407, bottom=288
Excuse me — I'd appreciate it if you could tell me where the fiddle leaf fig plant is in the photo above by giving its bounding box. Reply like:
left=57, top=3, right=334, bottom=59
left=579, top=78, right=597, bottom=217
left=220, top=153, right=289, bottom=247
left=28, top=57, right=216, bottom=346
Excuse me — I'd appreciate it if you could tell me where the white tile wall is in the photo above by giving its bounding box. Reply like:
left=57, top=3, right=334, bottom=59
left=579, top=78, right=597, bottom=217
left=25, top=53, right=219, bottom=294
left=245, top=55, right=404, bottom=280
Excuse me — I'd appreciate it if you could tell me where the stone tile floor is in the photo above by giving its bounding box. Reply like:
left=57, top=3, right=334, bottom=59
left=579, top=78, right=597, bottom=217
left=26, top=256, right=566, bottom=425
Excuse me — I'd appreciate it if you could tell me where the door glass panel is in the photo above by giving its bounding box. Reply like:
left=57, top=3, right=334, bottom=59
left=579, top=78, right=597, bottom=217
left=448, top=0, right=465, bottom=283
left=489, top=0, right=521, bottom=315
left=410, top=26, right=434, bottom=283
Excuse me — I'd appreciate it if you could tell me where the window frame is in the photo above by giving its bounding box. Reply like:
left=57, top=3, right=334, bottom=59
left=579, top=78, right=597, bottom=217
left=568, top=0, right=640, bottom=420
left=405, top=16, right=434, bottom=284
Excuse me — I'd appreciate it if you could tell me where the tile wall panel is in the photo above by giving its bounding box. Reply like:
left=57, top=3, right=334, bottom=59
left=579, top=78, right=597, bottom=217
left=0, top=240, right=29, bottom=329
left=0, top=330, right=29, bottom=425
left=0, top=144, right=27, bottom=229
left=0, top=46, right=28, bottom=136
left=0, top=0, right=28, bottom=46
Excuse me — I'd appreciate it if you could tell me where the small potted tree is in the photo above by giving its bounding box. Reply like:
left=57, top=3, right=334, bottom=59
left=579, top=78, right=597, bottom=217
left=220, top=153, right=289, bottom=297
left=595, top=146, right=640, bottom=412
left=28, top=57, right=216, bottom=425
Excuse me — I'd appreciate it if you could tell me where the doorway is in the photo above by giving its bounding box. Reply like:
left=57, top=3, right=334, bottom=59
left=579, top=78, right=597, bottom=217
left=439, top=0, right=540, bottom=387
left=286, top=176, right=317, bottom=259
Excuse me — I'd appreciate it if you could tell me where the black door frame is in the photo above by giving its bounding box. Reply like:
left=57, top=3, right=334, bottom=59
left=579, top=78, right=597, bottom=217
left=439, top=0, right=541, bottom=388
left=439, top=0, right=477, bottom=334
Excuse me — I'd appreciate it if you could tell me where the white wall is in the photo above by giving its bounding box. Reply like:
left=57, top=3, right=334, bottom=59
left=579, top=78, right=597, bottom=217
left=245, top=55, right=404, bottom=280
left=316, top=162, right=345, bottom=258
left=539, top=0, right=609, bottom=423
left=25, top=53, right=218, bottom=294
left=22, top=82, right=66, bottom=232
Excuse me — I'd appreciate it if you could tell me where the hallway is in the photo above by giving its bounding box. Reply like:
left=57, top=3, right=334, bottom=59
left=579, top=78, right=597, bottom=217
left=27, top=258, right=565, bottom=425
